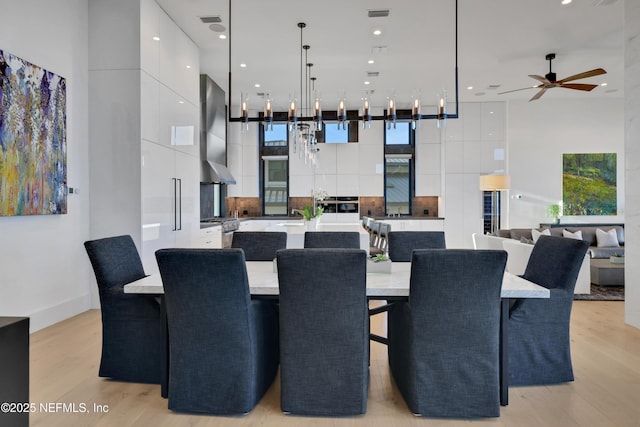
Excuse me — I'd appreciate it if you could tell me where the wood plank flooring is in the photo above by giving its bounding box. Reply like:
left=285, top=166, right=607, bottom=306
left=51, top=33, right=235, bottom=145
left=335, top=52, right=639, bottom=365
left=27, top=301, right=640, bottom=426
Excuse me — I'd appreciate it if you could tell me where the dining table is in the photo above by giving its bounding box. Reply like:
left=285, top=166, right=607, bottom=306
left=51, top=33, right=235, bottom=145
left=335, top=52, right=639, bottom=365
left=124, top=260, right=549, bottom=406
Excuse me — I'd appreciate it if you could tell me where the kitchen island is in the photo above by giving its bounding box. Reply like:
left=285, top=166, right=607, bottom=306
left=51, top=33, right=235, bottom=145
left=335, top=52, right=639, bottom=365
left=262, top=221, right=370, bottom=251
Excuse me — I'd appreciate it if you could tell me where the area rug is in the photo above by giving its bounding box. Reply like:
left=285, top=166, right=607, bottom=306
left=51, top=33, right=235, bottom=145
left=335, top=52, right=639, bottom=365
left=574, top=284, right=625, bottom=301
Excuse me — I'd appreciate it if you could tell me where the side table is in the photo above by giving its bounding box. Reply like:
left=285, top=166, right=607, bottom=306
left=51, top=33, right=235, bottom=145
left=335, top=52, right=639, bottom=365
left=0, top=317, right=29, bottom=427
left=590, top=258, right=625, bottom=286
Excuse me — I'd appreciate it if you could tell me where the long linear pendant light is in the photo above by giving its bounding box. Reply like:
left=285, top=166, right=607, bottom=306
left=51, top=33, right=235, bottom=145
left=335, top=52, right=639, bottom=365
left=228, top=0, right=460, bottom=125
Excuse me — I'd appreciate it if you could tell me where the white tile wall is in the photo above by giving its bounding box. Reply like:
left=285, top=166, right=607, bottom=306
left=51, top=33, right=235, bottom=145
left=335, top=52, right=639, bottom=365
left=625, top=0, right=640, bottom=328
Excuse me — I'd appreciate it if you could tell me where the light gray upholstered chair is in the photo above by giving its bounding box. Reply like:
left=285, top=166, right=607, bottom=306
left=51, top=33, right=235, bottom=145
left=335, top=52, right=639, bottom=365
left=84, top=235, right=162, bottom=384
left=387, top=231, right=446, bottom=261
left=231, top=231, right=287, bottom=261
left=155, top=248, right=279, bottom=415
left=303, top=231, right=360, bottom=249
left=370, top=222, right=390, bottom=255
left=388, top=249, right=507, bottom=418
left=276, top=248, right=369, bottom=416
left=508, top=235, right=590, bottom=386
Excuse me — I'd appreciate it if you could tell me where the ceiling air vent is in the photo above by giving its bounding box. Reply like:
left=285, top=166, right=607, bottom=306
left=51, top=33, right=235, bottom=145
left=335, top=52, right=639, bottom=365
left=200, top=16, right=222, bottom=24
left=367, top=71, right=380, bottom=77
left=368, top=9, right=390, bottom=18
left=371, top=45, right=388, bottom=54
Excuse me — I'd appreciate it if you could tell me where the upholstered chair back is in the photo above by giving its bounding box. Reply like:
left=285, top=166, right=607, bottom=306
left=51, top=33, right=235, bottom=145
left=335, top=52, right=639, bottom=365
left=388, top=249, right=507, bottom=417
left=231, top=231, right=287, bottom=260
left=84, top=235, right=161, bottom=384
left=387, top=231, right=446, bottom=261
left=276, top=248, right=369, bottom=415
left=155, top=248, right=279, bottom=414
left=303, top=231, right=360, bottom=249
left=508, top=235, right=590, bottom=386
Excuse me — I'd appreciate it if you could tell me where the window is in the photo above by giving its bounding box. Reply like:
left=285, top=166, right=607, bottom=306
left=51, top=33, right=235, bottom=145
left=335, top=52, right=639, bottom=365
left=323, top=122, right=349, bottom=143
left=264, top=123, right=288, bottom=147
left=263, top=157, right=288, bottom=215
left=385, top=156, right=412, bottom=215
left=384, top=121, right=415, bottom=215
left=260, top=123, right=289, bottom=215
left=385, top=122, right=412, bottom=145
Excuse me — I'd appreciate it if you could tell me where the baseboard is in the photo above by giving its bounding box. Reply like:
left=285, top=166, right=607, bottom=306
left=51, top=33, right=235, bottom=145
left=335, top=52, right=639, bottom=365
left=27, top=294, right=93, bottom=333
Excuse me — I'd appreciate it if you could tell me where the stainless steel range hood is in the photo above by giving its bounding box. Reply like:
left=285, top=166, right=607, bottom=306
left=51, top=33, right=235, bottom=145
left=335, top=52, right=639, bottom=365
left=201, top=160, right=236, bottom=185
left=200, top=74, right=236, bottom=184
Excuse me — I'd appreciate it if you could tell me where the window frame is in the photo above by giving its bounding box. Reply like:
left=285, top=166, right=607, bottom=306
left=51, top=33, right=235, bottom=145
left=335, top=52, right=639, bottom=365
left=383, top=118, right=415, bottom=216
left=259, top=122, right=289, bottom=216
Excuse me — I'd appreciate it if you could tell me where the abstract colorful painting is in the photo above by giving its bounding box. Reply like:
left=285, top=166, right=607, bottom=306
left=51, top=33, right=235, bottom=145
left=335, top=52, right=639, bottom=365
left=0, top=49, right=66, bottom=216
left=563, top=153, right=616, bottom=216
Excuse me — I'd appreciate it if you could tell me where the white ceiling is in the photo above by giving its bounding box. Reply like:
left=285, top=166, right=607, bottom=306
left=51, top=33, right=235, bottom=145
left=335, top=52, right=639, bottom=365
left=156, top=0, right=624, bottom=115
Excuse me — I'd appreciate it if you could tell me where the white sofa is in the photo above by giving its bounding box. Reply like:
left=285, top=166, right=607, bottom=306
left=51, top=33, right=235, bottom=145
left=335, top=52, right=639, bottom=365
left=472, top=233, right=590, bottom=294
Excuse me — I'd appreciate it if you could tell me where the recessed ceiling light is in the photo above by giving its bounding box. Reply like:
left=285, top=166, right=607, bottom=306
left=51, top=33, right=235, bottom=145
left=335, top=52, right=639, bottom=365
left=368, top=59, right=375, bottom=64
left=364, top=81, right=370, bottom=85
left=152, top=36, right=160, bottom=41
left=561, top=0, right=572, bottom=4
left=208, top=23, right=226, bottom=32
left=219, top=34, right=227, bottom=39
left=186, top=65, right=191, bottom=69
left=178, top=100, right=185, bottom=104
left=240, top=63, right=247, bottom=68
left=373, top=29, right=382, bottom=36
left=601, top=82, right=608, bottom=86
left=467, top=86, right=473, bottom=90
left=254, top=83, right=261, bottom=88
left=489, top=111, right=494, bottom=114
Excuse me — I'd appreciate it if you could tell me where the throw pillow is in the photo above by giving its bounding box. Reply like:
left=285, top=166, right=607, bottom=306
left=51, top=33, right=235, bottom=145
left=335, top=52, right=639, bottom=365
left=531, top=228, right=550, bottom=243
left=563, top=229, right=583, bottom=240
left=596, top=228, right=620, bottom=248
left=520, top=236, right=534, bottom=245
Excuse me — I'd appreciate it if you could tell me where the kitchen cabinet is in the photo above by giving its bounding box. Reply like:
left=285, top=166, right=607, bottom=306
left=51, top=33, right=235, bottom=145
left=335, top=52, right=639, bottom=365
left=142, top=143, right=198, bottom=270
left=380, top=218, right=445, bottom=232
left=197, top=225, right=222, bottom=248
left=89, top=0, right=200, bottom=274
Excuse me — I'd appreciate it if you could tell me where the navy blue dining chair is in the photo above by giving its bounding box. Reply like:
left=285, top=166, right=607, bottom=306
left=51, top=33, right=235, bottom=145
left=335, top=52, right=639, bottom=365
left=155, top=248, right=279, bottom=415
left=388, top=249, right=507, bottom=418
left=508, top=235, right=590, bottom=386
left=231, top=231, right=287, bottom=260
left=276, top=248, right=369, bottom=416
left=84, top=235, right=162, bottom=384
left=303, top=231, right=360, bottom=249
left=387, top=231, right=446, bottom=261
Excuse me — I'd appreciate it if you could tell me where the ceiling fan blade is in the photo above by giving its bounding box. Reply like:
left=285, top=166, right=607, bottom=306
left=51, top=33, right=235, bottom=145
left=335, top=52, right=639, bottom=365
left=558, top=68, right=607, bottom=84
left=498, top=85, right=539, bottom=95
left=559, top=83, right=599, bottom=92
left=529, top=88, right=547, bottom=102
left=529, top=74, right=550, bottom=84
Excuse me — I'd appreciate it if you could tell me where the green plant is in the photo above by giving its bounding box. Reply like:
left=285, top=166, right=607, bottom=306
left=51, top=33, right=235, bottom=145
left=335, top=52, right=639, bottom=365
left=546, top=204, right=561, bottom=220
left=370, top=253, right=390, bottom=263
left=293, top=205, right=323, bottom=221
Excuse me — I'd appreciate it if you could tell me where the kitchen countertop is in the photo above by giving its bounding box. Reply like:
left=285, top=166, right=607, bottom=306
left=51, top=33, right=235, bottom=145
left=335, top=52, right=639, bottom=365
left=201, top=216, right=444, bottom=229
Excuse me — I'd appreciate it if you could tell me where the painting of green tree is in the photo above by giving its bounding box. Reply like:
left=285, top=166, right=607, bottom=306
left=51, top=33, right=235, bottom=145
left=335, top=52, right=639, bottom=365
left=563, top=153, right=616, bottom=215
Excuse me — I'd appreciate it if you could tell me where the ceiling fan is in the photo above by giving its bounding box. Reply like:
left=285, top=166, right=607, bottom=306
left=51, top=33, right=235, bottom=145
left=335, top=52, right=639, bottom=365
left=499, top=53, right=607, bottom=101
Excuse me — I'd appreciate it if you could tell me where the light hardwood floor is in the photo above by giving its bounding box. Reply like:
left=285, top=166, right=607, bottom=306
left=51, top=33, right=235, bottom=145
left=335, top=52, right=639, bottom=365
left=28, top=301, right=640, bottom=427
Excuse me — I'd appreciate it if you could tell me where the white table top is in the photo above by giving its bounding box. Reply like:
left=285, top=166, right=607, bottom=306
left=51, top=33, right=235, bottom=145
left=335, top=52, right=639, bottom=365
left=125, top=261, right=549, bottom=299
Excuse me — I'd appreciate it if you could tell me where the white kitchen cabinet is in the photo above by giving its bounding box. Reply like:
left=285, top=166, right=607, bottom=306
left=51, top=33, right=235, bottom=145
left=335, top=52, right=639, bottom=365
left=380, top=219, right=445, bottom=232
left=141, top=142, right=198, bottom=272
left=89, top=0, right=200, bottom=275
left=197, top=226, right=222, bottom=248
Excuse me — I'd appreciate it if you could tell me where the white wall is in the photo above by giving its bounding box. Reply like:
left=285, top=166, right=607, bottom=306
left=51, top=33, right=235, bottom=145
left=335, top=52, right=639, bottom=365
left=507, top=98, right=625, bottom=228
left=0, top=0, right=92, bottom=332
left=625, top=0, right=640, bottom=328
